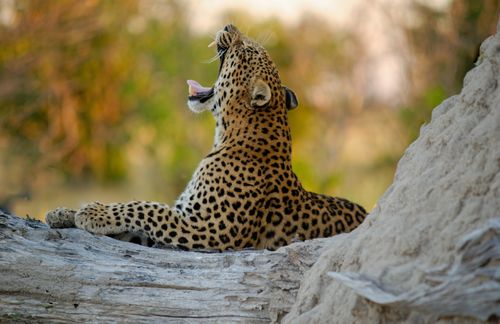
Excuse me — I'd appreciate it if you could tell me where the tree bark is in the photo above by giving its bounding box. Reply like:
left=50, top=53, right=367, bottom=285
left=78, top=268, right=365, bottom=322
left=0, top=211, right=331, bottom=323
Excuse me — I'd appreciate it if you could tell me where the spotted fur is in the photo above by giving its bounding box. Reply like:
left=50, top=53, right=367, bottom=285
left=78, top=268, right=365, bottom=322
left=46, top=25, right=367, bottom=251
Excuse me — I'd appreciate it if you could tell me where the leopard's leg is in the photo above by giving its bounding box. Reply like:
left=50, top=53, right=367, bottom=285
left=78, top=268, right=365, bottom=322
left=73, top=202, right=130, bottom=235
left=46, top=205, right=155, bottom=246
left=64, top=200, right=237, bottom=250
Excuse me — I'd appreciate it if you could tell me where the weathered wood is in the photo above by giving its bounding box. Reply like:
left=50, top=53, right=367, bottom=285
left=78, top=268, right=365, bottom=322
left=0, top=211, right=330, bottom=323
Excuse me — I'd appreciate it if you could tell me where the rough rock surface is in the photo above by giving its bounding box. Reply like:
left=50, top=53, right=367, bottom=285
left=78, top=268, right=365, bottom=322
left=284, top=20, right=500, bottom=324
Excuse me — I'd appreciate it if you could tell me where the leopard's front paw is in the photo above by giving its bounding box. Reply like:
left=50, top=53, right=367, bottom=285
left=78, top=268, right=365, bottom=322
left=45, top=207, right=77, bottom=228
left=75, top=202, right=127, bottom=235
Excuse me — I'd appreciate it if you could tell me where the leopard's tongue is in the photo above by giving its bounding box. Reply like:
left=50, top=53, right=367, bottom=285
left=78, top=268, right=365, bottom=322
left=187, top=79, right=212, bottom=96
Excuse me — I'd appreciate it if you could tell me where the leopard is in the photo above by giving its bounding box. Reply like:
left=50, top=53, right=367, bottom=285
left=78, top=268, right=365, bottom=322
left=46, top=24, right=367, bottom=251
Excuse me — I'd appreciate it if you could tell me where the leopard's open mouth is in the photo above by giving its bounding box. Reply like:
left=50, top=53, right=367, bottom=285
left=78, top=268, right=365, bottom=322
left=187, top=43, right=227, bottom=103
left=187, top=80, right=214, bottom=103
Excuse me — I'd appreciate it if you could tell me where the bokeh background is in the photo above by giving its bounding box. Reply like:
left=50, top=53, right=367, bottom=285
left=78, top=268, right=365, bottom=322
left=0, top=0, right=498, bottom=220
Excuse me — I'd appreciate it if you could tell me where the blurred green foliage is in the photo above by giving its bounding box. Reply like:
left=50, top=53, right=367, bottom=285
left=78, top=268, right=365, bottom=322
left=399, top=0, right=500, bottom=142
left=0, top=0, right=498, bottom=217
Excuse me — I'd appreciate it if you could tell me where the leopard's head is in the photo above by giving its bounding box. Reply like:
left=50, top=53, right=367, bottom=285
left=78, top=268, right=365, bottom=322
left=187, top=25, right=298, bottom=146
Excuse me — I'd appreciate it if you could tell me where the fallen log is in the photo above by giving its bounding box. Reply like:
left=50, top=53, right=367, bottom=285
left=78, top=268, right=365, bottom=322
left=0, top=211, right=333, bottom=323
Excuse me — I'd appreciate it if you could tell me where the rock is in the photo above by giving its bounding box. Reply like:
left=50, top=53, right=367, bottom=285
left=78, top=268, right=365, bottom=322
left=284, top=19, right=500, bottom=324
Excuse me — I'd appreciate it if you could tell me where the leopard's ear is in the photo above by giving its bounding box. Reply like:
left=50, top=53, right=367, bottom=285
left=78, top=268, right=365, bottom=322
left=283, top=86, right=298, bottom=110
left=251, top=79, right=272, bottom=108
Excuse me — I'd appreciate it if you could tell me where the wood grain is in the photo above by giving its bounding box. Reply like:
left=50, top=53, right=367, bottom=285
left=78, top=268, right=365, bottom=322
left=0, top=212, right=330, bottom=323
